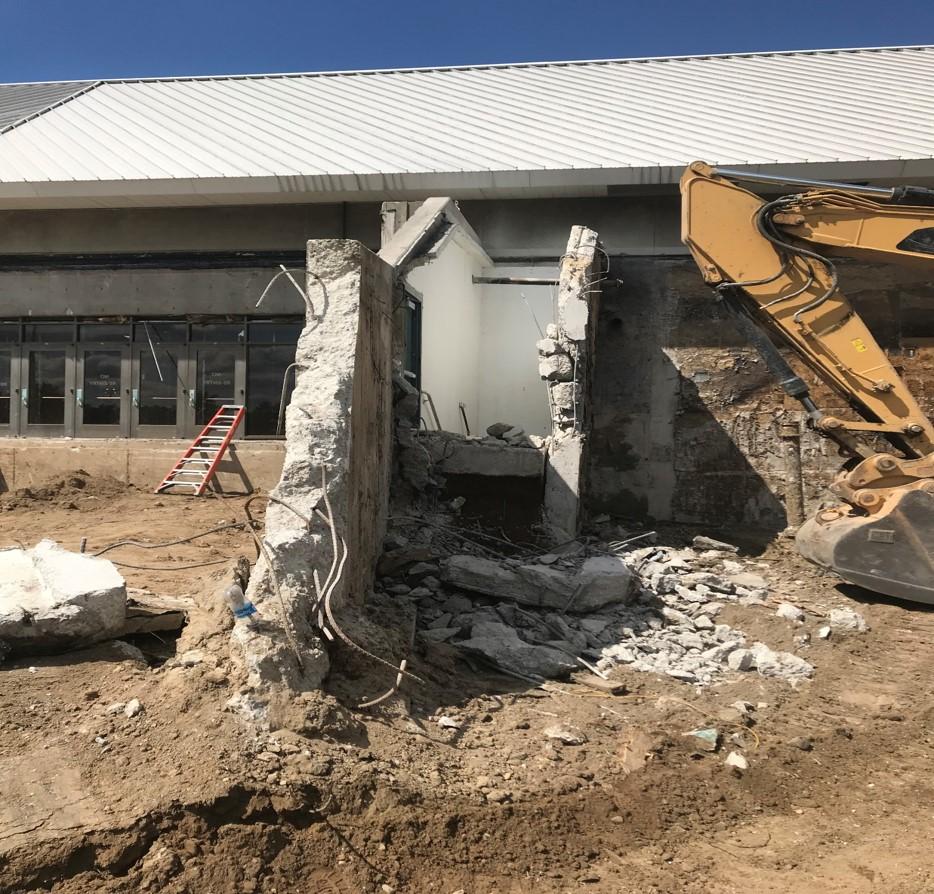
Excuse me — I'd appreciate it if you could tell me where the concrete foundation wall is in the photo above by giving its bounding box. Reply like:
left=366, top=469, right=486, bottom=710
left=588, top=256, right=934, bottom=531
left=0, top=438, right=285, bottom=494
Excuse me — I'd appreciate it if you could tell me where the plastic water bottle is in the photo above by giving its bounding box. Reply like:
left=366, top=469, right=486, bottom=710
left=223, top=583, right=258, bottom=628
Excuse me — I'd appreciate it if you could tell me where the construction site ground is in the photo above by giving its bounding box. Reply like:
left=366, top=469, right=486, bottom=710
left=2, top=474, right=934, bottom=894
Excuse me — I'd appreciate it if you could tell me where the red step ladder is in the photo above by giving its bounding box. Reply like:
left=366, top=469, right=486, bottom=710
left=155, top=405, right=245, bottom=495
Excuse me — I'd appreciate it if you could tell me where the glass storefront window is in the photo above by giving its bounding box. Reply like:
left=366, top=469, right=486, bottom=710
left=0, top=316, right=301, bottom=438
left=24, top=323, right=74, bottom=343
left=28, top=351, right=67, bottom=424
left=134, top=321, right=187, bottom=343
left=195, top=348, right=237, bottom=425
left=0, top=351, right=10, bottom=425
left=246, top=345, right=296, bottom=436
left=190, top=323, right=245, bottom=343
left=139, top=347, right=180, bottom=426
left=248, top=321, right=304, bottom=344
left=80, top=323, right=131, bottom=342
left=81, top=351, right=122, bottom=425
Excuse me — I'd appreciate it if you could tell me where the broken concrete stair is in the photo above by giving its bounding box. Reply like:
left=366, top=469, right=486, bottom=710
left=0, top=540, right=127, bottom=656
left=442, top=554, right=633, bottom=613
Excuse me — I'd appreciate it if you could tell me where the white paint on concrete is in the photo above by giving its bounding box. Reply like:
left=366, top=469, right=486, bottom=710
left=408, top=250, right=554, bottom=437
left=406, top=227, right=486, bottom=435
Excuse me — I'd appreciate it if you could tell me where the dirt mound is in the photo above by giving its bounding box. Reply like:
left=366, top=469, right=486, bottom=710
left=0, top=470, right=133, bottom=511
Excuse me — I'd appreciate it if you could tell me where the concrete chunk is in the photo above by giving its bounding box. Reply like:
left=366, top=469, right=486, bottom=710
left=436, top=441, right=545, bottom=478
left=692, top=535, right=740, bottom=553
left=750, top=642, right=814, bottom=679
left=0, top=540, right=126, bottom=656
left=443, top=554, right=632, bottom=613
left=829, top=607, right=868, bottom=632
left=776, top=602, right=805, bottom=623
left=457, top=619, right=577, bottom=679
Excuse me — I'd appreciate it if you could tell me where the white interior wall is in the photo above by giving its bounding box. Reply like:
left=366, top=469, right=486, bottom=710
left=405, top=229, right=485, bottom=435
left=478, top=266, right=555, bottom=437
left=406, top=230, right=555, bottom=439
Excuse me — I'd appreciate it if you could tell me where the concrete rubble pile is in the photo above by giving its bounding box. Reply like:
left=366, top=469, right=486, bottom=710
left=600, top=538, right=814, bottom=684
left=374, top=524, right=816, bottom=687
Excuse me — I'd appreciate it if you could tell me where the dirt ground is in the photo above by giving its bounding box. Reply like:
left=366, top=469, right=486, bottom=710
left=3, top=474, right=934, bottom=893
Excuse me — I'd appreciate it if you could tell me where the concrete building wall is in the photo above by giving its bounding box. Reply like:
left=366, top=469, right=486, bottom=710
left=0, top=193, right=679, bottom=261
left=589, top=256, right=934, bottom=532
left=461, top=193, right=681, bottom=259
left=0, top=266, right=309, bottom=316
left=0, top=203, right=381, bottom=254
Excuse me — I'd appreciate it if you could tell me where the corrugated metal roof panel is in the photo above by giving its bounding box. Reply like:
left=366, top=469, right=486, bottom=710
left=0, top=80, right=96, bottom=130
left=1, top=47, right=933, bottom=202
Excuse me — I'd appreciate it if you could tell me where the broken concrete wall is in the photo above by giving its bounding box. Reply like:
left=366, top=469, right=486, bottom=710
left=542, top=226, right=602, bottom=541
left=235, top=239, right=393, bottom=696
left=588, top=256, right=934, bottom=532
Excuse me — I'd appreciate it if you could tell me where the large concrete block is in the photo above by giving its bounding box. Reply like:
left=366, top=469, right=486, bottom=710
left=442, top=554, right=633, bottom=613
left=436, top=442, right=545, bottom=478
left=0, top=540, right=126, bottom=656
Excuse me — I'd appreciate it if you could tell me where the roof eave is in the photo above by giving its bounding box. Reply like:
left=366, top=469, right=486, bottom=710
left=2, top=158, right=934, bottom=209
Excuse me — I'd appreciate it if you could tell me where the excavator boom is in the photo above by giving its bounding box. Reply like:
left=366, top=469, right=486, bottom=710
left=680, top=162, right=934, bottom=603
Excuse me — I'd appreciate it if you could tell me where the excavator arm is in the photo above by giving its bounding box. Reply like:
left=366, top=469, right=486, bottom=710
left=681, top=161, right=934, bottom=603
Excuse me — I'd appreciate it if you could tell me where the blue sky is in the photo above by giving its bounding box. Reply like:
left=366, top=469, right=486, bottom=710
left=1, top=0, right=933, bottom=82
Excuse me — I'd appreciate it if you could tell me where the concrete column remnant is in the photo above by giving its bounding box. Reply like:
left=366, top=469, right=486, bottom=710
left=541, top=226, right=603, bottom=541
left=234, top=239, right=393, bottom=704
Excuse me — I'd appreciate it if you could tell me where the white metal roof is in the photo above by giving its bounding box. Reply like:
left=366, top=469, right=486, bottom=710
left=1, top=45, right=934, bottom=208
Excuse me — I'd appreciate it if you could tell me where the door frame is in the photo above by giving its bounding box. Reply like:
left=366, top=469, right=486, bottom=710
left=19, top=344, right=75, bottom=437
left=182, top=345, right=246, bottom=439
left=0, top=344, right=19, bottom=437
left=130, top=343, right=187, bottom=439
left=75, top=345, right=131, bottom=438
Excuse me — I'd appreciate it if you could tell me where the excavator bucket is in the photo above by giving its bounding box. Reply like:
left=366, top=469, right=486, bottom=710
left=796, top=488, right=934, bottom=605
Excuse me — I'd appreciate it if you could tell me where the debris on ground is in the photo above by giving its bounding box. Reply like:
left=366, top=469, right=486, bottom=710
left=375, top=515, right=818, bottom=688
left=829, top=606, right=869, bottom=632
left=0, top=474, right=918, bottom=894
left=777, top=601, right=806, bottom=622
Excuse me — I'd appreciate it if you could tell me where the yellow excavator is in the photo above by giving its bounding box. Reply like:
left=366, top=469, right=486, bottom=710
left=681, top=161, right=934, bottom=604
